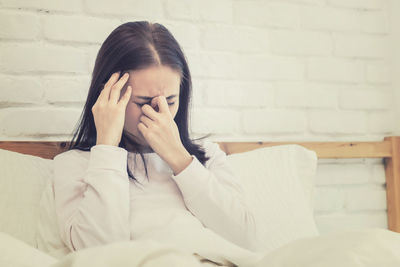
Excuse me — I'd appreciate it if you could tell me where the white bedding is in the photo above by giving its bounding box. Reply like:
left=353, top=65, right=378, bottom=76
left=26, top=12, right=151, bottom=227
left=2, top=228, right=400, bottom=267
left=1, top=143, right=399, bottom=266
left=0, top=231, right=57, bottom=267
left=254, top=228, right=400, bottom=267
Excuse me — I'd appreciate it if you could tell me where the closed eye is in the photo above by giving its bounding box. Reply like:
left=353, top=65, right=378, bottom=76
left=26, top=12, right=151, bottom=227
left=135, top=102, right=175, bottom=107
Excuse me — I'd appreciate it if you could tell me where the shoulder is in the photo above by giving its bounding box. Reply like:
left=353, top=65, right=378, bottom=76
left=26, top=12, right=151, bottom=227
left=192, top=138, right=226, bottom=168
left=53, top=148, right=90, bottom=177
left=193, top=138, right=223, bottom=154
left=54, top=148, right=90, bottom=162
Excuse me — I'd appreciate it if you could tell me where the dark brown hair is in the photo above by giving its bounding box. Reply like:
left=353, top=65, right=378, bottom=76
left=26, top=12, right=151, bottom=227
left=67, top=21, right=211, bottom=184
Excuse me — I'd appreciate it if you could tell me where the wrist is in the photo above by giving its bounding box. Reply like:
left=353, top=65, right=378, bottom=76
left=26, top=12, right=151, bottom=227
left=168, top=147, right=193, bottom=176
left=96, top=138, right=118, bottom=147
left=96, top=142, right=118, bottom=147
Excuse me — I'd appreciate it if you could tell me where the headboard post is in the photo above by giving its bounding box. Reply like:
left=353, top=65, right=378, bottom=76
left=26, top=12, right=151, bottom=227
left=384, top=136, right=400, bottom=232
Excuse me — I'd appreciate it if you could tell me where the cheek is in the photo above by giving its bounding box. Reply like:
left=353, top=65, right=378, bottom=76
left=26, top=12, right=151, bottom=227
left=170, top=104, right=179, bottom=118
left=124, top=104, right=141, bottom=125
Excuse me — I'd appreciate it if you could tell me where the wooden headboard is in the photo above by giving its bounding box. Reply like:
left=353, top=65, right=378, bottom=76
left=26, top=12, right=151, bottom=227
left=0, top=136, right=399, bottom=233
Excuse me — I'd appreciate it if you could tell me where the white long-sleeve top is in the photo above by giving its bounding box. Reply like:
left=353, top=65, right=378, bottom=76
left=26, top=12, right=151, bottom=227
left=53, top=138, right=258, bottom=254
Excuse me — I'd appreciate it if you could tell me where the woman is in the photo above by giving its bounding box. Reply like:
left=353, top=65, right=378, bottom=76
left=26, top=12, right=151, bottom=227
left=51, top=21, right=259, bottom=264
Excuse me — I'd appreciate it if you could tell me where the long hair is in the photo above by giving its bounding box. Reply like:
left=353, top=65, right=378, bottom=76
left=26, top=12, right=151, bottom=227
left=66, top=21, right=211, bottom=184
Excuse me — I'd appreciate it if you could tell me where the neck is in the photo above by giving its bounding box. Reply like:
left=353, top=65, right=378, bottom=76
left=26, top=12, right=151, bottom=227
left=127, top=143, right=154, bottom=154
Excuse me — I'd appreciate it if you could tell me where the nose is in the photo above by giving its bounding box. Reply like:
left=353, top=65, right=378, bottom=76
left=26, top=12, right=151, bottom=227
left=150, top=97, right=160, bottom=112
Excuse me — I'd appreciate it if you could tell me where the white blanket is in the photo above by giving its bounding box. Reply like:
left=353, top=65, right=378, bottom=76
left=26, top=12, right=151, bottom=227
left=2, top=228, right=400, bottom=267
left=254, top=228, right=400, bottom=267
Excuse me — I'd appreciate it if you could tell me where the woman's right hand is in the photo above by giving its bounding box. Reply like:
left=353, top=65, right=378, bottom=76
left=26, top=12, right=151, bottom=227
left=92, top=71, right=132, bottom=147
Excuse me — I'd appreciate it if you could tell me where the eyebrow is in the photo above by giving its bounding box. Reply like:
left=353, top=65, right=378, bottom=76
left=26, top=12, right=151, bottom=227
left=134, top=94, right=178, bottom=101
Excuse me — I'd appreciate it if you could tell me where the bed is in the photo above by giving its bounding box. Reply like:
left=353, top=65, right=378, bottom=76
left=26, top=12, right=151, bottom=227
left=0, top=137, right=400, bottom=267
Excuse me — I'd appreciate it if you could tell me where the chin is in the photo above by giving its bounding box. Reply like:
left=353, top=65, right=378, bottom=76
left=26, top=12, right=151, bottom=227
left=137, top=138, right=147, bottom=146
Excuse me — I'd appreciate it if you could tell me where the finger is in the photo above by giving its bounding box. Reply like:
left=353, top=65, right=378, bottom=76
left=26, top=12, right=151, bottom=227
left=98, top=71, right=120, bottom=104
left=150, top=97, right=159, bottom=112
left=109, top=72, right=130, bottom=104
left=152, top=96, right=169, bottom=114
left=139, top=114, right=154, bottom=128
left=141, top=104, right=159, bottom=121
left=118, top=86, right=132, bottom=106
left=105, top=71, right=121, bottom=89
left=138, top=122, right=148, bottom=136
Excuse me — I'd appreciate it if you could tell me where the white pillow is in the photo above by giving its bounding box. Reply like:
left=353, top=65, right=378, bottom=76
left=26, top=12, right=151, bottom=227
left=0, top=148, right=53, bottom=248
left=0, top=231, right=57, bottom=267
left=226, top=144, right=319, bottom=253
left=36, top=178, right=71, bottom=259
left=286, top=144, right=318, bottom=212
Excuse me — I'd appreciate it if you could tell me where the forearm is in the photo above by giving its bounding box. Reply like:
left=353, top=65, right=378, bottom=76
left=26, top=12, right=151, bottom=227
left=170, top=155, right=258, bottom=250
left=54, top=144, right=131, bottom=251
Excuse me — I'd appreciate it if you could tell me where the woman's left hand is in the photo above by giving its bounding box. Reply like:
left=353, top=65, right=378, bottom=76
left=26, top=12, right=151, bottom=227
left=138, top=95, right=192, bottom=174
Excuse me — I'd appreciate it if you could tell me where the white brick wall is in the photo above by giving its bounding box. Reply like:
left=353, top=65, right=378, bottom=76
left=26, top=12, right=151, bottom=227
left=0, top=0, right=397, bottom=235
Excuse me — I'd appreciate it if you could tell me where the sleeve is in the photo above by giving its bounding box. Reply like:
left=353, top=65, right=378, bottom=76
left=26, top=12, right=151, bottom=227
left=53, top=144, right=131, bottom=252
left=170, top=139, right=258, bottom=251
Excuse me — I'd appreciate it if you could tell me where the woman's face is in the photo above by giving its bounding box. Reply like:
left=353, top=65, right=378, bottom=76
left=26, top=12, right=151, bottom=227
left=119, top=65, right=181, bottom=147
